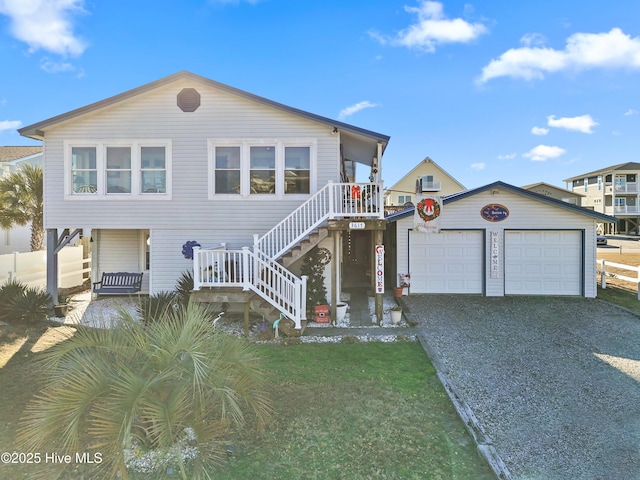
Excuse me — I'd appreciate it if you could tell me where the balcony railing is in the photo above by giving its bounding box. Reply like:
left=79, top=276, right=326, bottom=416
left=605, top=205, right=640, bottom=215
left=605, top=183, right=640, bottom=194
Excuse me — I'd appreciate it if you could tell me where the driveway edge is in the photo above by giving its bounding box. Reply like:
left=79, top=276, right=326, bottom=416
left=416, top=332, right=512, bottom=479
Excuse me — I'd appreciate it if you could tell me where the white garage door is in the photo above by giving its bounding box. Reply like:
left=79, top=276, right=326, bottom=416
left=505, top=230, right=581, bottom=295
left=410, top=230, right=484, bottom=294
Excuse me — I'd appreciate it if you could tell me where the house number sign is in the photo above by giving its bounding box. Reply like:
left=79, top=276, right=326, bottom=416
left=349, top=222, right=365, bottom=229
left=490, top=231, right=499, bottom=279
left=375, top=244, right=385, bottom=294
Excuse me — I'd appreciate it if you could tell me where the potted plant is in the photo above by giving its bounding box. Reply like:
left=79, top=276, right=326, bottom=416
left=389, top=305, right=403, bottom=325
left=54, top=293, right=71, bottom=318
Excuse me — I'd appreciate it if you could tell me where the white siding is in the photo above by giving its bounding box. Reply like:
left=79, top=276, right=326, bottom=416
left=43, top=78, right=340, bottom=233
left=395, top=188, right=599, bottom=298
left=95, top=229, right=148, bottom=292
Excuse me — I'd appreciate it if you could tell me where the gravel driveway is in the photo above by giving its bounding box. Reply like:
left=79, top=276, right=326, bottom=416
left=404, top=295, right=640, bottom=480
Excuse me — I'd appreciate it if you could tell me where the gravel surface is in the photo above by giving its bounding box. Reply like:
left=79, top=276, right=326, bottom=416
left=404, top=295, right=640, bottom=480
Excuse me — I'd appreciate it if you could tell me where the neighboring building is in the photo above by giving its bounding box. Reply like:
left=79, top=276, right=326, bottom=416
left=521, top=182, right=585, bottom=206
left=386, top=181, right=615, bottom=297
left=384, top=157, right=464, bottom=213
left=19, top=71, right=390, bottom=329
left=564, top=163, right=640, bottom=234
left=0, top=146, right=43, bottom=254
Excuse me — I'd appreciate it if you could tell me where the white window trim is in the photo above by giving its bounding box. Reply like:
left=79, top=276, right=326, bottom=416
left=207, top=138, right=317, bottom=200
left=64, top=140, right=172, bottom=200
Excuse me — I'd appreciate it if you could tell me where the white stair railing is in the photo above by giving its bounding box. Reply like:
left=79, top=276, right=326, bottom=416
left=193, top=181, right=382, bottom=330
left=193, top=246, right=307, bottom=328
left=257, top=181, right=383, bottom=260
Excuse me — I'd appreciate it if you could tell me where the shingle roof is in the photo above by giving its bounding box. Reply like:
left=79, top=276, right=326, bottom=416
left=563, top=162, right=640, bottom=182
left=386, top=180, right=617, bottom=224
left=0, top=146, right=43, bottom=163
left=19, top=71, right=390, bottom=147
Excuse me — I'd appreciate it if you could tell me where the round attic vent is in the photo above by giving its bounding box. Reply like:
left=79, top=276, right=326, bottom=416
left=177, top=88, right=201, bottom=112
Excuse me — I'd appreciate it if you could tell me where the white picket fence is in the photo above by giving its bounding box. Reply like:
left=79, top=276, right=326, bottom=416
left=596, top=259, right=640, bottom=299
left=0, top=246, right=90, bottom=290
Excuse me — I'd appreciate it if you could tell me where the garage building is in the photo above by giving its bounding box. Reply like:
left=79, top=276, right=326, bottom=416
left=386, top=181, right=616, bottom=297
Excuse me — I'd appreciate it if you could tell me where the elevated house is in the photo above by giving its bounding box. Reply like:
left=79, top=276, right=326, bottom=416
left=0, top=146, right=43, bottom=254
left=19, top=71, right=390, bottom=332
left=564, top=163, right=640, bottom=234
left=384, top=156, right=464, bottom=214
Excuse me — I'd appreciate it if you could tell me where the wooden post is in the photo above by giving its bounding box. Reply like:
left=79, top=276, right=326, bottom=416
left=244, top=302, right=250, bottom=337
left=331, top=231, right=338, bottom=325
left=374, top=229, right=384, bottom=324
left=46, top=229, right=58, bottom=308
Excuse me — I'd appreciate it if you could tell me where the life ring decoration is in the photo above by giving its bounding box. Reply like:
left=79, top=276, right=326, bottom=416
left=182, top=240, right=201, bottom=259
left=416, top=197, right=441, bottom=222
left=317, top=247, right=332, bottom=266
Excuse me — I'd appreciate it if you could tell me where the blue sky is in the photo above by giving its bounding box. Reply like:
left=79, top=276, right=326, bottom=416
left=1, top=0, right=640, bottom=190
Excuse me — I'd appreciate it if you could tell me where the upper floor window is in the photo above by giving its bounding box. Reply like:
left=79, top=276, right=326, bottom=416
left=66, top=141, right=171, bottom=199
left=398, top=195, right=412, bottom=205
left=208, top=139, right=315, bottom=198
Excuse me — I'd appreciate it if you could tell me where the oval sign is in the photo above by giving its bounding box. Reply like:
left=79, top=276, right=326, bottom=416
left=481, top=204, right=509, bottom=222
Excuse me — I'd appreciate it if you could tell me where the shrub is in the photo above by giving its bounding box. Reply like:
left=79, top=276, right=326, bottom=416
left=18, top=300, right=273, bottom=479
left=11, top=287, right=51, bottom=323
left=0, top=280, right=51, bottom=324
left=175, top=270, right=194, bottom=307
left=0, top=279, right=27, bottom=322
left=137, top=291, right=178, bottom=326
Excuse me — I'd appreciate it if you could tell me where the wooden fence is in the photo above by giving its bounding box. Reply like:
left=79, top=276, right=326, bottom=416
left=596, top=259, right=640, bottom=299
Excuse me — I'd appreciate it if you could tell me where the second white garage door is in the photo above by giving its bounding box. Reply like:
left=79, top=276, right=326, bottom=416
left=504, top=230, right=582, bottom=295
left=410, top=230, right=484, bottom=294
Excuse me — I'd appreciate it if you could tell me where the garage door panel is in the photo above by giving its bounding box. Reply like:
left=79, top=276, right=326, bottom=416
left=505, top=230, right=581, bottom=295
left=410, top=230, right=484, bottom=294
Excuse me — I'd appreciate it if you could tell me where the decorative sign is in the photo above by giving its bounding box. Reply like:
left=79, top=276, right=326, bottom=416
left=490, top=231, right=500, bottom=279
left=349, top=222, right=366, bottom=229
left=181, top=240, right=201, bottom=259
left=414, top=195, right=442, bottom=233
left=375, top=244, right=385, bottom=294
left=317, top=247, right=332, bottom=266
left=481, top=204, right=509, bottom=222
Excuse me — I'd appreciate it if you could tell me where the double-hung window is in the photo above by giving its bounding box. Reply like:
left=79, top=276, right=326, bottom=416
left=209, top=139, right=315, bottom=197
left=66, top=141, right=171, bottom=199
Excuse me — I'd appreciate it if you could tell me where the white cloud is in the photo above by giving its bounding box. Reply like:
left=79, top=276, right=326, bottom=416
left=338, top=101, right=378, bottom=120
left=625, top=109, right=638, bottom=116
left=0, top=120, right=22, bottom=131
left=371, top=1, right=487, bottom=52
left=498, top=153, right=516, bottom=160
left=547, top=114, right=598, bottom=134
left=0, top=0, right=87, bottom=57
left=478, top=28, right=640, bottom=83
left=470, top=162, right=485, bottom=170
left=523, top=144, right=566, bottom=162
left=531, top=126, right=549, bottom=136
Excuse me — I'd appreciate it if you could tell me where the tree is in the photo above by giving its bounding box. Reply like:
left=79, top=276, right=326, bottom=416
left=0, top=164, right=44, bottom=251
left=18, top=300, right=273, bottom=479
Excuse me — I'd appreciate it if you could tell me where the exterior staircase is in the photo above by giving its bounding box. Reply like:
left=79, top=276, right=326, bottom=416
left=192, top=181, right=383, bottom=335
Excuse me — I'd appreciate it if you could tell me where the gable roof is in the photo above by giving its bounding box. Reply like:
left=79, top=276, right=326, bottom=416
left=387, top=156, right=465, bottom=191
left=19, top=71, right=390, bottom=149
left=521, top=181, right=584, bottom=197
left=0, top=146, right=42, bottom=163
left=563, top=162, right=640, bottom=182
left=386, top=180, right=617, bottom=224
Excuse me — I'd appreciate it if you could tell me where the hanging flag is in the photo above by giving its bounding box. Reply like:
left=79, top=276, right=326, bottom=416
left=414, top=195, right=442, bottom=233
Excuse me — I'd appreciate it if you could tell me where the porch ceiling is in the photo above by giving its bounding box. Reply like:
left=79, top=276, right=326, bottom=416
left=341, top=130, right=385, bottom=166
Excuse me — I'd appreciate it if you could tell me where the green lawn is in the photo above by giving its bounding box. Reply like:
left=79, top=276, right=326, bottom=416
left=0, top=325, right=495, bottom=480
left=597, top=285, right=640, bottom=314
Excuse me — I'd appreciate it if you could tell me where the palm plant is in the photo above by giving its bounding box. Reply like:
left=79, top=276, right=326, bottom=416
left=18, top=300, right=272, bottom=480
left=0, top=163, right=44, bottom=251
